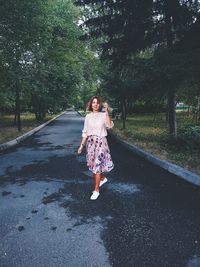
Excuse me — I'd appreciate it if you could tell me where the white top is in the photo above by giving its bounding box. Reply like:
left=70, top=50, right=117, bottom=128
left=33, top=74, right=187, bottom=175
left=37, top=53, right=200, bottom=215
left=82, top=112, right=114, bottom=138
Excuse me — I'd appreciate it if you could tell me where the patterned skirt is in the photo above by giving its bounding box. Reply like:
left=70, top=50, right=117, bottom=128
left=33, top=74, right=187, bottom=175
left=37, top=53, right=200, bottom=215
left=86, top=135, right=114, bottom=174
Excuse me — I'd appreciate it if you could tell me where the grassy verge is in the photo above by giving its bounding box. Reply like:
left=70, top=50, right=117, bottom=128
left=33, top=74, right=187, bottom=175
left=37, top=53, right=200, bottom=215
left=78, top=110, right=87, bottom=116
left=0, top=112, right=59, bottom=144
left=112, top=112, right=200, bottom=175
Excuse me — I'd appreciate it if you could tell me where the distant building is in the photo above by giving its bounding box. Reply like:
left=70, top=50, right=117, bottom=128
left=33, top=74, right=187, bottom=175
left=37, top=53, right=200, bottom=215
left=176, top=102, right=189, bottom=110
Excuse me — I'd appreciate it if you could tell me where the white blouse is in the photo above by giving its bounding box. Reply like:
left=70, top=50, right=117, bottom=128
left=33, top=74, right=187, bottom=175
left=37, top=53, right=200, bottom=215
left=82, top=112, right=114, bottom=138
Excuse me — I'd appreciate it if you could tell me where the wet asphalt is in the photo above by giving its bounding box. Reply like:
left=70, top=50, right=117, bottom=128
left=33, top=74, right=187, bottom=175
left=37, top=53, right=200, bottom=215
left=0, top=111, right=200, bottom=267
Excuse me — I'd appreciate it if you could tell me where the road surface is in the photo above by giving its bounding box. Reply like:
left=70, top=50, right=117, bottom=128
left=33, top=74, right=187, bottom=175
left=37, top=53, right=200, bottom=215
left=0, top=111, right=200, bottom=267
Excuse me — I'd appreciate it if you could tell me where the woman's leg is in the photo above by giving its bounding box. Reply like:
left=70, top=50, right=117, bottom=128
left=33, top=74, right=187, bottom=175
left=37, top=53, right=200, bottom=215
left=94, top=173, right=101, bottom=192
left=100, top=173, right=105, bottom=181
left=93, top=173, right=95, bottom=189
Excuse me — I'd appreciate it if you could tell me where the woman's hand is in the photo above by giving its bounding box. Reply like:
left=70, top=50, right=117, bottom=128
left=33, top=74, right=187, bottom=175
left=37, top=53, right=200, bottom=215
left=77, top=144, right=84, bottom=154
left=77, top=146, right=82, bottom=155
left=103, top=102, right=109, bottom=113
left=78, top=138, right=86, bottom=155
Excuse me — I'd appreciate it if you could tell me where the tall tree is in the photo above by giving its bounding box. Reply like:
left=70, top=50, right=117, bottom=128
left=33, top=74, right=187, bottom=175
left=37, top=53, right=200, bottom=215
left=0, top=0, right=99, bottom=126
left=76, top=0, right=154, bottom=64
left=152, top=0, right=200, bottom=135
left=0, top=0, right=47, bottom=130
left=77, top=0, right=200, bottom=135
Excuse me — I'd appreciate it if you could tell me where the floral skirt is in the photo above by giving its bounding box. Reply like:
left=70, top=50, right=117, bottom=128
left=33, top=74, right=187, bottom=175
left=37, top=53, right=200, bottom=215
left=86, top=135, right=114, bottom=174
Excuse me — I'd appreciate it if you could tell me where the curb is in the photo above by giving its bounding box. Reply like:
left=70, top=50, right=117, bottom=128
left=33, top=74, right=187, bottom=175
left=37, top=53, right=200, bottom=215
left=76, top=110, right=85, bottom=117
left=109, top=131, right=200, bottom=187
left=0, top=111, right=66, bottom=152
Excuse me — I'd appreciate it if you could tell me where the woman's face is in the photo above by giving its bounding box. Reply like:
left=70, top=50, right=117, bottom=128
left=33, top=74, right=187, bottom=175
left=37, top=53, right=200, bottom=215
left=92, top=98, right=100, bottom=112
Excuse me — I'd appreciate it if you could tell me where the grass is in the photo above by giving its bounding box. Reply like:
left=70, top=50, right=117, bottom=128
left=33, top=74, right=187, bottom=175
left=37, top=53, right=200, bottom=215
left=112, top=112, right=200, bottom=175
left=0, top=112, right=58, bottom=144
left=78, top=110, right=87, bottom=116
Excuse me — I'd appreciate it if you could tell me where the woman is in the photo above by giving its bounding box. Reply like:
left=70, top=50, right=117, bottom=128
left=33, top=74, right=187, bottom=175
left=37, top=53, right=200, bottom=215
left=78, top=96, right=114, bottom=200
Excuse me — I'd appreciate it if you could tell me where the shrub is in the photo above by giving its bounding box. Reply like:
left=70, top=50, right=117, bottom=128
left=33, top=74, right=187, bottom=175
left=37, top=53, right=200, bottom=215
left=161, top=126, right=200, bottom=152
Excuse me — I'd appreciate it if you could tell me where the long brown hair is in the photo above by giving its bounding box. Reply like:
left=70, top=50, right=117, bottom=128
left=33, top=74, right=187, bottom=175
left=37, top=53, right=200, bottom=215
left=87, top=96, right=102, bottom=112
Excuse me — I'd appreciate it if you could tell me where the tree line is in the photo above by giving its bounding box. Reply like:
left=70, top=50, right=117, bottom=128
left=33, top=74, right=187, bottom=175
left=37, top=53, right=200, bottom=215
left=1, top=0, right=200, bottom=135
left=76, top=0, right=200, bottom=135
left=0, top=0, right=100, bottom=130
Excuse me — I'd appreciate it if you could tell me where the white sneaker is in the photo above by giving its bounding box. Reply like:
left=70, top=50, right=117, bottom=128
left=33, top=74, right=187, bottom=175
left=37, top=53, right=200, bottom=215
left=90, top=191, right=100, bottom=200
left=100, top=177, right=108, bottom=187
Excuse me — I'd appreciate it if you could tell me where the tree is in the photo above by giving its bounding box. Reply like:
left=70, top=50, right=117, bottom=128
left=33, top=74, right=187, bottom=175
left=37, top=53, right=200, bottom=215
left=151, top=1, right=195, bottom=135
left=0, top=0, right=100, bottom=126
left=0, top=0, right=48, bottom=129
left=76, top=0, right=200, bottom=135
left=76, top=0, right=154, bottom=65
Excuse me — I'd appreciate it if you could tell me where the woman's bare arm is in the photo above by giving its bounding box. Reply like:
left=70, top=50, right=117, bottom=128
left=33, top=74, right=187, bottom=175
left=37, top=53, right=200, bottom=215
left=77, top=137, right=87, bottom=154
left=103, top=102, right=113, bottom=128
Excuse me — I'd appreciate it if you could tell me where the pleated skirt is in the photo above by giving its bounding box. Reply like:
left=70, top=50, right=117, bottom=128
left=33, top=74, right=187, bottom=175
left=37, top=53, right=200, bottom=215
left=86, top=135, right=114, bottom=174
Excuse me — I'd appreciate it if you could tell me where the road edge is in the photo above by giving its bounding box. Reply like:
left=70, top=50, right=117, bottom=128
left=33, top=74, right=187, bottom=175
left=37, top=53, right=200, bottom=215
left=109, top=131, right=200, bottom=187
left=76, top=111, right=200, bottom=186
left=0, top=111, right=66, bottom=152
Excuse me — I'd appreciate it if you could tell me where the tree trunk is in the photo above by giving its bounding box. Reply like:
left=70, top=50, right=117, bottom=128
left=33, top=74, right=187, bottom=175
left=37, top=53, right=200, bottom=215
left=165, top=3, right=177, bottom=136
left=153, top=112, right=157, bottom=122
left=15, top=78, right=21, bottom=131
left=14, top=113, right=17, bottom=125
left=198, top=98, right=200, bottom=121
left=121, top=98, right=126, bottom=129
left=168, top=88, right=177, bottom=136
left=165, top=110, right=169, bottom=126
left=187, top=106, right=190, bottom=116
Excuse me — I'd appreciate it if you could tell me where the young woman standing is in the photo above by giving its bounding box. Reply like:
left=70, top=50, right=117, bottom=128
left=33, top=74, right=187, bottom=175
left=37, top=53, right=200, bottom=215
left=78, top=96, right=114, bottom=200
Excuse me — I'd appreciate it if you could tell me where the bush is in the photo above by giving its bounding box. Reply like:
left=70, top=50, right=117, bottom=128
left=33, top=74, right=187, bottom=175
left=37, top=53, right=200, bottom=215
left=161, top=126, right=200, bottom=151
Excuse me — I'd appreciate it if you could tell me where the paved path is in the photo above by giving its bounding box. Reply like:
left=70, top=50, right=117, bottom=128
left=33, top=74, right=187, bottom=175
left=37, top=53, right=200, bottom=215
left=0, top=111, right=200, bottom=267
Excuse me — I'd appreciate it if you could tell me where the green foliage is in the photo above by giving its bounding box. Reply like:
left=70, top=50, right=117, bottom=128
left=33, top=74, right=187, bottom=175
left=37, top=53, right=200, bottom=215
left=0, top=90, right=15, bottom=113
left=114, top=112, right=200, bottom=172
left=0, top=0, right=101, bottom=121
left=161, top=126, right=200, bottom=152
left=76, top=0, right=154, bottom=65
left=76, top=1, right=200, bottom=119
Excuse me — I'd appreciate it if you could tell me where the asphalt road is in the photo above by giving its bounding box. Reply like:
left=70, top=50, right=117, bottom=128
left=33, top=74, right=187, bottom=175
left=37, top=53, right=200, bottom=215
left=0, top=111, right=200, bottom=267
